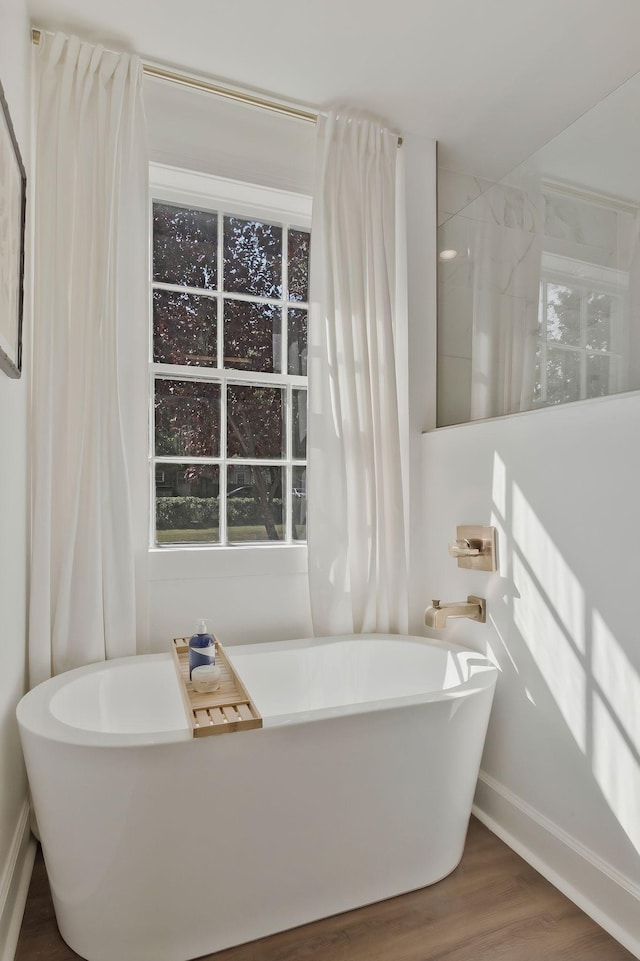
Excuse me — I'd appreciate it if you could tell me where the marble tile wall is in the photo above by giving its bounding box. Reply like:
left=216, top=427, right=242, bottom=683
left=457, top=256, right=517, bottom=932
left=542, top=191, right=625, bottom=269
left=437, top=167, right=495, bottom=226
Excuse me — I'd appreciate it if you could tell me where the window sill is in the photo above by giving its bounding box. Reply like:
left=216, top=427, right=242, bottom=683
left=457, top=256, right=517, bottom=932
left=148, top=542, right=308, bottom=581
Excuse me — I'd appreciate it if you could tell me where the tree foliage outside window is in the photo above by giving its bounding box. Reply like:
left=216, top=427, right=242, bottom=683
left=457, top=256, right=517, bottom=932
left=151, top=198, right=309, bottom=546
left=535, top=275, right=624, bottom=408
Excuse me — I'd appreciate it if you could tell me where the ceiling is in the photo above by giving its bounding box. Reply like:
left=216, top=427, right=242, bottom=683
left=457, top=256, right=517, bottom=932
left=26, top=0, right=640, bottom=183
left=512, top=71, right=640, bottom=205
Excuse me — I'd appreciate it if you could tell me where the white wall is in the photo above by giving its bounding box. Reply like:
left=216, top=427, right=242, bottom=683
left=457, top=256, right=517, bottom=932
left=420, top=392, right=640, bottom=954
left=144, top=76, right=316, bottom=195
left=147, top=547, right=313, bottom=650
left=0, top=1, right=35, bottom=956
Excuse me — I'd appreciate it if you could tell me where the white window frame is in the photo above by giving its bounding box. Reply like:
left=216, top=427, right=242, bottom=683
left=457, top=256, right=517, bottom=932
left=148, top=163, right=311, bottom=577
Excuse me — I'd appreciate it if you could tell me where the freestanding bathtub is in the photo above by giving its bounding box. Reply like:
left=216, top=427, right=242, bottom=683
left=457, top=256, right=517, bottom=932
left=17, top=634, right=497, bottom=961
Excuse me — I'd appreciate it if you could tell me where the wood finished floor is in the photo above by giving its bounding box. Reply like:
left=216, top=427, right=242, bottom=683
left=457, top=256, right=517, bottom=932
left=15, top=817, right=635, bottom=961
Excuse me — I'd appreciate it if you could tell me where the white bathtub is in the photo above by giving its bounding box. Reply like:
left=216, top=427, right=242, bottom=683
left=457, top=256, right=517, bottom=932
left=17, top=634, right=497, bottom=961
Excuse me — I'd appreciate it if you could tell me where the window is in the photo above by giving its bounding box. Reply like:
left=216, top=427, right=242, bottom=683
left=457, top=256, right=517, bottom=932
left=150, top=171, right=310, bottom=548
left=535, top=253, right=628, bottom=407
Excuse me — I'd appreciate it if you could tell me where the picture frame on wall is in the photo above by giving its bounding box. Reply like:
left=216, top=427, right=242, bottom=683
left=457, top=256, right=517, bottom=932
left=0, top=77, right=26, bottom=379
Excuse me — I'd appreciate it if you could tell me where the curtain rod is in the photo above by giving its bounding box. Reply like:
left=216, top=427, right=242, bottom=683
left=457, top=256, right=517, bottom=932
left=31, top=28, right=317, bottom=124
left=142, top=63, right=318, bottom=124
left=31, top=27, right=402, bottom=145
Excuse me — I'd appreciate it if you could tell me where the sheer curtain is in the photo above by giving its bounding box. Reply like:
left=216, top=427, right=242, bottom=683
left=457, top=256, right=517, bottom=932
left=470, top=180, right=542, bottom=419
left=308, top=109, right=408, bottom=636
left=29, top=34, right=149, bottom=686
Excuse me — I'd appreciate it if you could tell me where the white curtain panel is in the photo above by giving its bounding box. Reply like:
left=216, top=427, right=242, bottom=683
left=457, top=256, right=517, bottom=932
left=29, top=33, right=149, bottom=686
left=308, top=110, right=408, bottom=636
left=470, top=181, right=542, bottom=419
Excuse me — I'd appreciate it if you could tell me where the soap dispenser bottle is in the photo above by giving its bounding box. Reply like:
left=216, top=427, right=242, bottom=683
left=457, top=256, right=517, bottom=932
left=188, top=619, right=215, bottom=679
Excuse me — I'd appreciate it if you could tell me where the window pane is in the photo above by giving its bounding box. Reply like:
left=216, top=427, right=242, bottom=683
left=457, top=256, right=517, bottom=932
left=533, top=344, right=544, bottom=404
left=288, top=308, right=307, bottom=375
left=224, top=216, right=282, bottom=298
left=223, top=300, right=281, bottom=373
left=153, top=290, right=217, bottom=367
left=586, top=292, right=613, bottom=351
left=155, top=379, right=220, bottom=457
left=227, top=466, right=283, bottom=542
left=292, top=389, right=307, bottom=459
left=155, top=463, right=219, bottom=545
left=538, top=283, right=545, bottom=337
left=587, top=353, right=613, bottom=398
left=292, top=466, right=306, bottom=542
left=153, top=203, right=217, bottom=290
left=288, top=229, right=310, bottom=302
left=227, top=385, right=284, bottom=459
left=546, top=284, right=581, bottom=346
left=546, top=347, right=581, bottom=404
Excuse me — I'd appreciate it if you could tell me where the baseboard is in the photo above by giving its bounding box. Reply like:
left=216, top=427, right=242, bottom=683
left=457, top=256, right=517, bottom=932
left=473, top=771, right=640, bottom=959
left=0, top=801, right=36, bottom=961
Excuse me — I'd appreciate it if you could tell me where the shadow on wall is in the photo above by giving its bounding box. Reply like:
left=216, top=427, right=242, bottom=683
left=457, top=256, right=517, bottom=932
left=487, top=449, right=640, bottom=864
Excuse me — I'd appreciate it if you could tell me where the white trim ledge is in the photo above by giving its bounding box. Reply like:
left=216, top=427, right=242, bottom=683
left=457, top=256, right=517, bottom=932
left=149, top=542, right=308, bottom=581
left=0, top=801, right=36, bottom=961
left=473, top=772, right=640, bottom=959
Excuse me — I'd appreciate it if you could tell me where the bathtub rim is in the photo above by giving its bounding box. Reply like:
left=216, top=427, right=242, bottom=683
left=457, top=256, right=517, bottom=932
left=17, top=652, right=193, bottom=748
left=17, top=635, right=498, bottom=749
left=229, top=632, right=497, bottom=726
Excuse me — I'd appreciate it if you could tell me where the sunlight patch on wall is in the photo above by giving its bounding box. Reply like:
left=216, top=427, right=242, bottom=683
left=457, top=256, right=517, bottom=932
left=484, top=638, right=500, bottom=671
left=491, top=453, right=507, bottom=575
left=491, top=451, right=507, bottom=518
left=489, top=513, right=507, bottom=579
left=591, top=608, right=640, bottom=852
left=512, top=483, right=585, bottom=654
left=487, top=617, right=519, bottom=675
left=512, top=553, right=587, bottom=752
left=592, top=691, right=640, bottom=854
left=592, top=610, right=640, bottom=757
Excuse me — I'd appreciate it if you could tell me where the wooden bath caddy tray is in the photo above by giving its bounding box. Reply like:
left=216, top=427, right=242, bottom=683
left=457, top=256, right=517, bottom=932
left=172, top=637, right=262, bottom=738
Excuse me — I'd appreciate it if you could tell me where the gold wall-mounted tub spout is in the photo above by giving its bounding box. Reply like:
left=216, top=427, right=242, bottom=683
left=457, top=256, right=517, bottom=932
left=425, top=596, right=486, bottom=629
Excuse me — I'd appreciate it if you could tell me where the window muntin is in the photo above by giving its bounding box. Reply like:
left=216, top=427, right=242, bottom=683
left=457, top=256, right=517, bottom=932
left=151, top=191, right=309, bottom=548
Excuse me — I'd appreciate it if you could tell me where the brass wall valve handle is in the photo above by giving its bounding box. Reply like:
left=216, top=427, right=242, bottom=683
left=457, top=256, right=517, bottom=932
left=449, top=526, right=497, bottom=572
left=448, top=538, right=481, bottom=557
